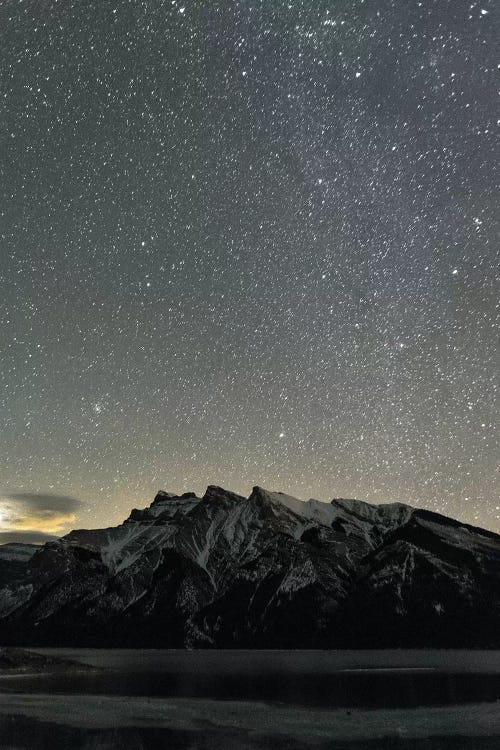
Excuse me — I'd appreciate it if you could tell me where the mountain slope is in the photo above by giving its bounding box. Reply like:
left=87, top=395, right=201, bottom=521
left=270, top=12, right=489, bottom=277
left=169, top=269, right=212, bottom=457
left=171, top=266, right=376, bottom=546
left=1, top=486, right=499, bottom=648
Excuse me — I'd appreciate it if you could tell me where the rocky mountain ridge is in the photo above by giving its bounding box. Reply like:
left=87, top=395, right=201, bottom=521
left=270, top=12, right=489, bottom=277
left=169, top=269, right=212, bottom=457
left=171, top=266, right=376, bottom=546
left=1, top=485, right=499, bottom=648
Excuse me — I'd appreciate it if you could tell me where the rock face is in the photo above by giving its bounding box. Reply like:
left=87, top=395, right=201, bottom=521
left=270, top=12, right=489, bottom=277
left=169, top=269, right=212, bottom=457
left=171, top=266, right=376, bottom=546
left=1, top=486, right=499, bottom=648
left=0, top=544, right=37, bottom=618
left=0, top=544, right=37, bottom=584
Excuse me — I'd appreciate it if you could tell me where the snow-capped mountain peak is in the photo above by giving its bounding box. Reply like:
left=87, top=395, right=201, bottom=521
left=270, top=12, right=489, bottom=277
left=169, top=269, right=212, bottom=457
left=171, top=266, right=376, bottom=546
left=1, top=484, right=499, bottom=648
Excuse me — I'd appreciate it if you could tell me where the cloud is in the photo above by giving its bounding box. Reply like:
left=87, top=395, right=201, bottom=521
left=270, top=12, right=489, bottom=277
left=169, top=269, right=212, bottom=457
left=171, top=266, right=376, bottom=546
left=0, top=492, right=84, bottom=538
left=2, top=493, right=82, bottom=513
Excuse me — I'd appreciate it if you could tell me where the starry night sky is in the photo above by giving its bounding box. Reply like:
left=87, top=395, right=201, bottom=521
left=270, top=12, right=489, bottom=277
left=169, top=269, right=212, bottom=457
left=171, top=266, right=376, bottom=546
left=1, top=0, right=498, bottom=542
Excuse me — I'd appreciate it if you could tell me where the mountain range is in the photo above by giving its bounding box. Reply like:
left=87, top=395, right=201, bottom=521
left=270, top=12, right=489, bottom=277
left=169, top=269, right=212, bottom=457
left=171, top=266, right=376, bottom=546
left=1, top=485, right=499, bottom=648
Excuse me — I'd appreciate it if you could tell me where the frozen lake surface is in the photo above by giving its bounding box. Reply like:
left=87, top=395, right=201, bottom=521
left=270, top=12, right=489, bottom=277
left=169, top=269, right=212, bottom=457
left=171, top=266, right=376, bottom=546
left=1, top=650, right=500, bottom=748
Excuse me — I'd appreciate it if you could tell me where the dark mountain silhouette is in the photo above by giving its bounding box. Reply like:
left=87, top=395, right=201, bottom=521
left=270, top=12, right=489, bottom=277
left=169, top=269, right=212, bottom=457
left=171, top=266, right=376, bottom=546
left=1, top=486, right=499, bottom=647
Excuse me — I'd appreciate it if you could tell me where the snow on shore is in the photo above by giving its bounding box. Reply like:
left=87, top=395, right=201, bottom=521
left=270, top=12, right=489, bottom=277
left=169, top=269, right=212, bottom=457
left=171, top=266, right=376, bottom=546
left=0, top=694, right=499, bottom=743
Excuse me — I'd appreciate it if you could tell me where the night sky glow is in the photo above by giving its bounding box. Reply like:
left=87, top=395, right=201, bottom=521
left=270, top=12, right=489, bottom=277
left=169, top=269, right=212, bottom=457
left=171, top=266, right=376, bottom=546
left=1, top=0, right=498, bottom=542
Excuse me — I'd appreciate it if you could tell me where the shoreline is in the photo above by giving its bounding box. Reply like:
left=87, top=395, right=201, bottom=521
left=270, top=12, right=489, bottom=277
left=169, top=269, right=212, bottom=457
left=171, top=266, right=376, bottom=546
left=0, top=694, right=499, bottom=741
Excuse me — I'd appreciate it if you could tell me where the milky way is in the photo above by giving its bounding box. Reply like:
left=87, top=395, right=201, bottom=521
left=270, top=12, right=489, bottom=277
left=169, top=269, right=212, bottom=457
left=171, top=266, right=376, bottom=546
left=1, top=0, right=498, bottom=538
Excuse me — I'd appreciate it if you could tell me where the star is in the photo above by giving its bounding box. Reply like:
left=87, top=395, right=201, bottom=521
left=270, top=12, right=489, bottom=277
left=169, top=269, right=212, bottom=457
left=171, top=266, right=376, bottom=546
left=1, top=0, right=496, bottom=539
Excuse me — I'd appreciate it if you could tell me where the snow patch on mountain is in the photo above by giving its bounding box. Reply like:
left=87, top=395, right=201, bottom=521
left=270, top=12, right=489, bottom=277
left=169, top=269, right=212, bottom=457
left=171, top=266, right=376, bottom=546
left=2, top=484, right=500, bottom=648
left=0, top=584, right=33, bottom=617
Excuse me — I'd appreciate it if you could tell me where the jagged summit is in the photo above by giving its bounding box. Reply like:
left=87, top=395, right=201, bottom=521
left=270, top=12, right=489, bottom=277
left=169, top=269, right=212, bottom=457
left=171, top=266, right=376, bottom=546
left=151, top=490, right=177, bottom=503
left=1, top=483, right=499, bottom=649
left=152, top=490, right=198, bottom=503
left=202, top=485, right=244, bottom=503
left=147, top=484, right=404, bottom=520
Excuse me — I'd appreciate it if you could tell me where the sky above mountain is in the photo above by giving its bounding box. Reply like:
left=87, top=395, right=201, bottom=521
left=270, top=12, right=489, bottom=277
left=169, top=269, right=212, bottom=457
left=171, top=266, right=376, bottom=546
left=1, top=0, right=498, bottom=542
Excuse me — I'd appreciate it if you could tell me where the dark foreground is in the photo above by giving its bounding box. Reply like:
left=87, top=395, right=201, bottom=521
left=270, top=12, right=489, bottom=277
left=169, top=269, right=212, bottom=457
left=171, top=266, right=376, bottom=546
left=1, top=650, right=500, bottom=748
left=2, top=714, right=500, bottom=750
left=1, top=694, right=500, bottom=749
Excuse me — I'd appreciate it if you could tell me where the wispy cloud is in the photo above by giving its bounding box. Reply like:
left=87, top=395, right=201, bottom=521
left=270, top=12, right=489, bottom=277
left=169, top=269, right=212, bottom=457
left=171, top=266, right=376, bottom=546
left=0, top=492, right=84, bottom=544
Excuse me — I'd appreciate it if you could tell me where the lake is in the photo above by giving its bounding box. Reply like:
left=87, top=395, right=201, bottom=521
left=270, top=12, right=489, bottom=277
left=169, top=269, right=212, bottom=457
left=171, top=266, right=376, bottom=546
left=1, top=650, right=500, bottom=748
